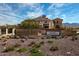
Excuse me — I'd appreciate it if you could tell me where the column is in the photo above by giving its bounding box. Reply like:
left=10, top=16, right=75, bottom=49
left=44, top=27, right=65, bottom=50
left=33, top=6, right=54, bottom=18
left=12, top=28, right=15, bottom=35
left=0, top=29, right=1, bottom=35
left=6, top=28, right=8, bottom=35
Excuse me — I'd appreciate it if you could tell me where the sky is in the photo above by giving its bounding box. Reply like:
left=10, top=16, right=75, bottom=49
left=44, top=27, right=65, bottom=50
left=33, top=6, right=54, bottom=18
left=0, top=3, right=79, bottom=25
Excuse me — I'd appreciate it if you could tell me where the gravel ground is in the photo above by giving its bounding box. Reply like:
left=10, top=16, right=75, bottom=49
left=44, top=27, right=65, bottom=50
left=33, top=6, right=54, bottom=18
left=0, top=36, right=79, bottom=56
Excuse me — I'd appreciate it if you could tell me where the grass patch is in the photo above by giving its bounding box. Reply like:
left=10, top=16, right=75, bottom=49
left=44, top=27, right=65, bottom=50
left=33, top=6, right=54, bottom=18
left=47, top=40, right=53, bottom=44
left=2, top=43, right=21, bottom=52
left=32, top=44, right=41, bottom=48
left=2, top=46, right=15, bottom=52
left=16, top=48, right=27, bottom=53
left=30, top=48, right=44, bottom=56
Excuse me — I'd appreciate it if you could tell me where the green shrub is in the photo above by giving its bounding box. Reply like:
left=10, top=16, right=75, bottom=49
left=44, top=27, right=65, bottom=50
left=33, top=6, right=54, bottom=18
left=32, top=44, right=41, bottom=48
left=3, top=46, right=15, bottom=52
left=47, top=40, right=53, bottom=44
left=30, top=48, right=43, bottom=56
left=16, top=48, right=27, bottom=53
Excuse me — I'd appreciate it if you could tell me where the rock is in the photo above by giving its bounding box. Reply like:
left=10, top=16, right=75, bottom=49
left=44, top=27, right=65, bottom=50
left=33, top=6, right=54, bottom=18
left=3, top=47, right=6, bottom=50
left=2, top=43, right=6, bottom=46
left=15, top=36, right=20, bottom=39
left=66, top=52, right=71, bottom=55
left=3, top=40, right=7, bottom=42
left=38, top=50, right=41, bottom=52
left=20, top=39, right=25, bottom=43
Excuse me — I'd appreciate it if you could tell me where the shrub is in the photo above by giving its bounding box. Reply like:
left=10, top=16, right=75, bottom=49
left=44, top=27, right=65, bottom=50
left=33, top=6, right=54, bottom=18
left=50, top=46, right=59, bottom=51
left=2, top=43, right=6, bottom=46
left=47, top=40, right=53, bottom=44
left=75, top=37, right=78, bottom=40
left=28, top=41, right=35, bottom=46
left=47, top=36, right=51, bottom=39
left=2, top=46, right=15, bottom=52
left=1, top=36, right=5, bottom=38
left=20, top=39, right=25, bottom=43
left=32, top=44, right=41, bottom=48
left=14, top=43, right=21, bottom=47
left=71, top=36, right=78, bottom=41
left=14, top=36, right=20, bottom=39
left=16, top=48, right=27, bottom=53
left=30, top=48, right=44, bottom=56
left=39, top=41, right=44, bottom=45
left=3, top=40, right=7, bottom=42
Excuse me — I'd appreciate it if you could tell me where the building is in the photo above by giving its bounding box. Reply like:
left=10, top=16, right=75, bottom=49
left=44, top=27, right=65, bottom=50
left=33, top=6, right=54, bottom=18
left=35, top=15, right=63, bottom=29
left=53, top=18, right=63, bottom=29
left=0, top=15, right=63, bottom=38
left=0, top=25, right=16, bottom=38
left=35, top=15, right=54, bottom=29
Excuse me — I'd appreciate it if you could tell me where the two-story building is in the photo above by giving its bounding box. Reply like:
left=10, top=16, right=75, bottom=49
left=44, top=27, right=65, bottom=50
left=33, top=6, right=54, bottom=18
left=35, top=15, right=63, bottom=29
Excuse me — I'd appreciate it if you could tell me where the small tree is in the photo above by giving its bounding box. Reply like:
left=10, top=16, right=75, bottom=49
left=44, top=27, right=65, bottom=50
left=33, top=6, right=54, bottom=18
left=20, top=19, right=40, bottom=29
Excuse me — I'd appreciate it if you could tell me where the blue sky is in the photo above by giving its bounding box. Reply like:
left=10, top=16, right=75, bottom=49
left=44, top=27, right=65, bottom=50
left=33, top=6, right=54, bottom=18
left=0, top=3, right=79, bottom=25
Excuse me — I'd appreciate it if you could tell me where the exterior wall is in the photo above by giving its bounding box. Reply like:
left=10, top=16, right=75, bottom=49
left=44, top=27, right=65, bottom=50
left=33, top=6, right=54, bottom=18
left=38, top=20, right=54, bottom=29
left=15, top=29, right=46, bottom=37
left=49, top=21, right=54, bottom=29
left=0, top=27, right=15, bottom=38
left=39, top=21, right=44, bottom=28
left=16, top=29, right=40, bottom=36
left=53, top=18, right=63, bottom=28
left=35, top=15, right=54, bottom=29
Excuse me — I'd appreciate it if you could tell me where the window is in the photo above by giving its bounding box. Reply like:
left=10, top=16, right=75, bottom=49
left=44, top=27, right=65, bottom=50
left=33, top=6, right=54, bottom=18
left=1, top=28, right=6, bottom=34
left=8, top=28, right=12, bottom=33
left=45, top=21, right=47, bottom=23
left=56, top=25, right=60, bottom=28
left=57, top=21, right=59, bottom=23
left=43, top=24, right=49, bottom=29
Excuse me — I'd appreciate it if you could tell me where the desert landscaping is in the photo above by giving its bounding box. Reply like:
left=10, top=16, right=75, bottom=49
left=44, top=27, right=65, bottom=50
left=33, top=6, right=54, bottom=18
left=0, top=35, right=79, bottom=56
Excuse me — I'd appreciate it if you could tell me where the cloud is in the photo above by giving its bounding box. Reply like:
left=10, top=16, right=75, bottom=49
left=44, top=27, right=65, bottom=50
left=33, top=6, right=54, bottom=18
left=0, top=3, right=45, bottom=25
left=26, top=10, right=44, bottom=18
left=0, top=3, right=78, bottom=25
left=21, top=3, right=44, bottom=18
left=47, top=4, right=61, bottom=18
left=60, top=11, right=79, bottom=23
left=53, top=3, right=66, bottom=8
left=13, top=3, right=44, bottom=18
left=46, top=14, right=52, bottom=19
left=0, top=4, right=12, bottom=11
left=0, top=3, right=26, bottom=25
left=47, top=3, right=65, bottom=11
left=47, top=3, right=71, bottom=18
left=0, top=14, right=20, bottom=25
left=16, top=3, right=41, bottom=12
